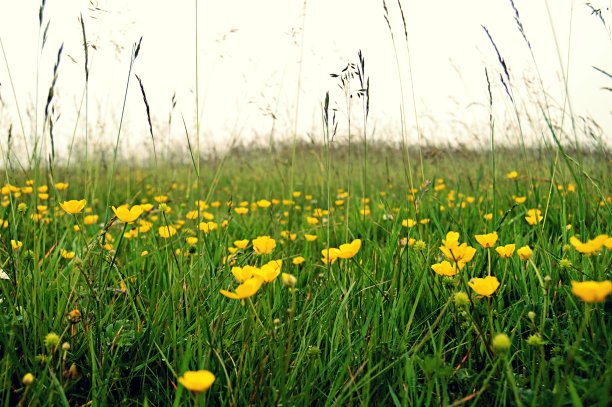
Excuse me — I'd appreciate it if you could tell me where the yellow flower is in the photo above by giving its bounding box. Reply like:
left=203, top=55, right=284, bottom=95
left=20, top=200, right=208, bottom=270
left=525, top=209, right=543, bottom=225
left=517, top=245, right=533, bottom=261
left=186, top=237, right=198, bottom=245
left=322, top=248, right=341, bottom=265
left=360, top=207, right=371, bottom=216
left=254, top=260, right=282, bottom=282
left=475, top=232, right=498, bottom=248
left=442, top=231, right=460, bottom=247
left=158, top=226, right=176, bottom=239
left=338, top=239, right=361, bottom=259
left=304, top=234, right=318, bottom=242
left=55, top=182, right=69, bottom=190
left=138, top=220, right=153, bottom=233
left=124, top=229, right=138, bottom=239
left=140, top=203, right=154, bottom=212
left=468, top=275, right=500, bottom=297
left=570, top=280, right=612, bottom=303
left=513, top=195, right=527, bottom=204
left=60, top=249, right=75, bottom=259
left=434, top=183, right=445, bottom=192
left=306, top=216, right=319, bottom=225
left=440, top=238, right=476, bottom=265
left=231, top=265, right=258, bottom=282
left=199, top=221, right=218, bottom=233
left=280, top=230, right=297, bottom=240
left=234, top=207, right=249, bottom=215
left=60, top=199, right=86, bottom=215
left=605, top=236, right=612, bottom=250
left=154, top=195, right=168, bottom=203
left=495, top=244, right=516, bottom=258
left=112, top=205, right=143, bottom=223
left=233, top=239, right=249, bottom=249
left=11, top=240, right=22, bottom=251
left=195, top=200, right=208, bottom=209
left=83, top=214, right=99, bottom=225
left=569, top=235, right=609, bottom=256
left=220, top=277, right=263, bottom=300
left=483, top=213, right=493, bottom=221
left=178, top=370, right=215, bottom=393
left=431, top=261, right=459, bottom=277
left=252, top=236, right=276, bottom=255
left=506, top=171, right=518, bottom=180
left=402, top=219, right=417, bottom=228
left=257, top=199, right=271, bottom=208
left=400, top=237, right=416, bottom=246
left=292, top=256, right=305, bottom=265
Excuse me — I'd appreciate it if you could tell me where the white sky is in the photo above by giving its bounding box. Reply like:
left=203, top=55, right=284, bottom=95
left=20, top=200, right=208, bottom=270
left=0, top=0, right=610, bottom=163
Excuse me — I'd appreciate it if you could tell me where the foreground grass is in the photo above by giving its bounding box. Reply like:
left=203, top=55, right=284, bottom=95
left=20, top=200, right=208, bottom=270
left=0, top=146, right=610, bottom=406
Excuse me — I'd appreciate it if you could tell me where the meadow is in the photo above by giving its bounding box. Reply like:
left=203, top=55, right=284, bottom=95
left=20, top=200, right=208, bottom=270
left=1, top=1, right=611, bottom=406
left=0, top=143, right=610, bottom=406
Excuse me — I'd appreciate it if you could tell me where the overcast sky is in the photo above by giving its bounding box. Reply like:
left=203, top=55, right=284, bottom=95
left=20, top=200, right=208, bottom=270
left=0, top=1, right=610, bottom=162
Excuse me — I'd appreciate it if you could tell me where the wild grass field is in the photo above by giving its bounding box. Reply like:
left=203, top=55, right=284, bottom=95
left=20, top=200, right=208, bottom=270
left=0, top=144, right=610, bottom=406
left=1, top=1, right=611, bottom=406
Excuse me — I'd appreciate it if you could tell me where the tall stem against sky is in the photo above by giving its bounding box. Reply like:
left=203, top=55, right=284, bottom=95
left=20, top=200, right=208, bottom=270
left=289, top=0, right=308, bottom=198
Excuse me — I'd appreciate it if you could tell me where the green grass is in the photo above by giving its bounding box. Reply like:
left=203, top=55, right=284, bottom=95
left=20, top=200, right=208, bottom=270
left=0, top=145, right=610, bottom=406
left=1, top=2, right=611, bottom=405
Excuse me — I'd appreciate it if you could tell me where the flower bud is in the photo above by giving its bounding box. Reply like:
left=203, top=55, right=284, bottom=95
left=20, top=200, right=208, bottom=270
left=527, top=333, right=544, bottom=346
left=281, top=273, right=297, bottom=288
left=492, top=333, right=511, bottom=353
left=22, top=373, right=34, bottom=385
left=44, top=332, right=60, bottom=352
left=453, top=291, right=470, bottom=308
left=415, top=240, right=427, bottom=251
left=306, top=345, right=321, bottom=357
